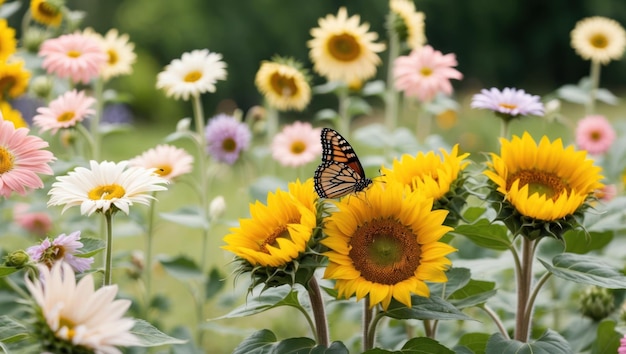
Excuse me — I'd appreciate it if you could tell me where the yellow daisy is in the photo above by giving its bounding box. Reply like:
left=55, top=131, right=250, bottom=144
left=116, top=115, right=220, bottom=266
left=485, top=132, right=603, bottom=222
left=30, top=0, right=64, bottom=27
left=322, top=181, right=456, bottom=310
left=381, top=145, right=469, bottom=201
left=0, top=60, right=31, bottom=100
left=571, top=16, right=626, bottom=64
left=255, top=58, right=311, bottom=111
left=308, top=7, right=385, bottom=84
left=0, top=101, right=27, bottom=128
left=389, top=0, right=426, bottom=49
left=222, top=178, right=318, bottom=267
left=0, top=20, right=17, bottom=61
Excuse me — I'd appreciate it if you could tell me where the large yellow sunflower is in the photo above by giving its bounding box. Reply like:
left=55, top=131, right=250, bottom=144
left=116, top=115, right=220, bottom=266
left=222, top=178, right=318, bottom=267
left=308, top=7, right=385, bottom=84
left=0, top=20, right=17, bottom=61
left=570, top=16, right=626, bottom=64
left=30, top=0, right=63, bottom=27
left=381, top=145, right=469, bottom=201
left=389, top=0, right=426, bottom=49
left=255, top=59, right=311, bottom=111
left=0, top=60, right=30, bottom=100
left=0, top=101, right=27, bottom=128
left=322, top=181, right=456, bottom=310
left=485, top=132, right=603, bottom=222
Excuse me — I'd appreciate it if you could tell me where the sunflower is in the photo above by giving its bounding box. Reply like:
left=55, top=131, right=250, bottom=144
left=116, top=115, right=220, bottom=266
left=389, top=0, right=426, bottom=49
left=255, top=58, right=311, bottom=111
left=0, top=101, right=27, bottom=128
left=322, top=181, right=456, bottom=310
left=570, top=16, right=626, bottom=64
left=485, top=132, right=603, bottom=226
left=308, top=7, right=385, bottom=84
left=30, top=0, right=64, bottom=27
left=0, top=20, right=17, bottom=61
left=0, top=60, right=30, bottom=100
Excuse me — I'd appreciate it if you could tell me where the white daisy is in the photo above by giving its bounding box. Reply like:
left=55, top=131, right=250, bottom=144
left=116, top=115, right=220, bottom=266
left=571, top=16, right=626, bottom=64
left=48, top=160, right=168, bottom=216
left=128, top=144, right=194, bottom=181
left=156, top=49, right=227, bottom=100
left=25, top=263, right=140, bottom=353
left=84, top=28, right=137, bottom=81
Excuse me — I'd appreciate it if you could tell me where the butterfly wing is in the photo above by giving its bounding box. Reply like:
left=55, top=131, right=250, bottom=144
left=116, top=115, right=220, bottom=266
left=319, top=128, right=367, bottom=178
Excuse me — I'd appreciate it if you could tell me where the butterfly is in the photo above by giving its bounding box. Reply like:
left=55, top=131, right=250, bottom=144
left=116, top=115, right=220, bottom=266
left=314, top=128, right=372, bottom=199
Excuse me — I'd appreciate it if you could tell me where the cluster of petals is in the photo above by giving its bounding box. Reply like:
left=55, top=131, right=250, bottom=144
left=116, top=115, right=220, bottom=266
left=39, top=32, right=108, bottom=84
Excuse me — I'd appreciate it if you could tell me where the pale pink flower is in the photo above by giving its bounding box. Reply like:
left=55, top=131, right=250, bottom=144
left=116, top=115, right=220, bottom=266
left=0, top=120, right=55, bottom=198
left=393, top=45, right=463, bottom=102
left=271, top=121, right=321, bottom=167
left=595, top=184, right=617, bottom=202
left=27, top=231, right=93, bottom=273
left=575, top=115, right=616, bottom=155
left=24, top=263, right=139, bottom=353
left=33, top=90, right=96, bottom=134
left=129, top=144, right=194, bottom=181
left=620, top=334, right=626, bottom=354
left=13, top=203, right=52, bottom=237
left=39, top=32, right=108, bottom=84
left=471, top=87, right=544, bottom=117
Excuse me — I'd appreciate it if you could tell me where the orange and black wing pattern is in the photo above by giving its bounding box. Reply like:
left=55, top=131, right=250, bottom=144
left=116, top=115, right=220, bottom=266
left=314, top=128, right=372, bottom=199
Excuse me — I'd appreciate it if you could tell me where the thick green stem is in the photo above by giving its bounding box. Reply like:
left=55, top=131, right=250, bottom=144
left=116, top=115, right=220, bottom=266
left=480, top=304, right=509, bottom=339
left=363, top=297, right=375, bottom=351
left=514, top=237, right=536, bottom=341
left=103, top=211, right=114, bottom=286
left=307, top=277, right=329, bottom=346
left=587, top=60, right=601, bottom=116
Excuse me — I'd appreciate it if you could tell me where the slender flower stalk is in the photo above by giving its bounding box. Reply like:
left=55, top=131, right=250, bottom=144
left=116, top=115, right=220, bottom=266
left=307, top=276, right=329, bottom=347
left=514, top=237, right=536, bottom=341
left=385, top=20, right=400, bottom=131
left=91, top=78, right=104, bottom=160
left=103, top=211, right=114, bottom=286
left=144, top=192, right=158, bottom=319
left=363, top=297, right=374, bottom=351
left=587, top=60, right=601, bottom=115
left=337, top=87, right=351, bottom=139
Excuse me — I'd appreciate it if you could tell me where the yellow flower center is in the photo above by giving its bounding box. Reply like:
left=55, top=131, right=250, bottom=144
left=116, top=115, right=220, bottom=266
left=349, top=218, right=421, bottom=285
left=58, top=317, right=76, bottom=340
left=420, top=67, right=433, bottom=76
left=156, top=164, right=172, bottom=177
left=38, top=2, right=61, bottom=17
left=184, top=71, right=202, bottom=83
left=222, top=138, right=237, bottom=152
left=107, top=49, right=119, bottom=65
left=88, top=184, right=126, bottom=200
left=66, top=50, right=81, bottom=58
left=270, top=72, right=297, bottom=97
left=260, top=224, right=292, bottom=254
left=57, top=111, right=75, bottom=122
left=0, top=76, right=15, bottom=94
left=328, top=33, right=361, bottom=62
left=499, top=103, right=518, bottom=110
left=290, top=141, right=306, bottom=154
left=590, top=33, right=608, bottom=49
left=507, top=170, right=569, bottom=201
left=590, top=130, right=601, bottom=141
left=0, top=146, right=14, bottom=174
left=41, top=245, right=65, bottom=268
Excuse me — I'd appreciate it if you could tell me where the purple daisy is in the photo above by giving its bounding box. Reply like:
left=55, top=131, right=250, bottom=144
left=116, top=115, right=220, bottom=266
left=205, top=114, right=251, bottom=164
left=26, top=230, right=93, bottom=273
left=471, top=87, right=544, bottom=117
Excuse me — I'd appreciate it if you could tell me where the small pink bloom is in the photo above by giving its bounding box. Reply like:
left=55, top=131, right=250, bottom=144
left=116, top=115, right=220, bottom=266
left=27, top=231, right=94, bottom=273
left=575, top=115, right=616, bottom=155
left=271, top=121, right=321, bottom=167
left=33, top=90, right=96, bottom=134
left=13, top=203, right=52, bottom=237
left=595, top=184, right=617, bottom=202
left=0, top=120, right=55, bottom=198
left=393, top=45, right=463, bottom=102
left=619, top=334, right=626, bottom=354
left=39, top=32, right=108, bottom=84
left=129, top=144, right=194, bottom=181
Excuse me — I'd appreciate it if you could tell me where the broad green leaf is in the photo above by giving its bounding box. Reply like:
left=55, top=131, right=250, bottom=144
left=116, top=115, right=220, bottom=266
left=164, top=129, right=194, bottom=143
left=448, top=280, right=497, bottom=309
left=364, top=337, right=454, bottom=353
left=428, top=267, right=471, bottom=298
left=361, top=80, right=385, bottom=97
left=77, top=237, right=106, bottom=258
left=159, top=206, right=208, bottom=229
left=591, top=320, right=621, bottom=354
left=596, top=88, right=619, bottom=105
left=170, top=325, right=204, bottom=354
left=451, top=219, right=512, bottom=251
left=485, top=329, right=571, bottom=354
left=231, top=329, right=343, bottom=354
left=0, top=267, right=19, bottom=277
left=314, top=108, right=339, bottom=122
left=463, top=206, right=487, bottom=223
left=383, top=295, right=473, bottom=321
left=211, top=286, right=301, bottom=320
left=232, top=329, right=279, bottom=354
left=539, top=253, right=626, bottom=289
left=563, top=230, right=612, bottom=254
left=130, top=319, right=186, bottom=346
left=556, top=84, right=589, bottom=104
left=159, top=255, right=204, bottom=281
left=454, top=332, right=490, bottom=354
left=346, top=96, right=372, bottom=117
left=205, top=267, right=225, bottom=300
left=313, top=81, right=342, bottom=94
left=0, top=315, right=28, bottom=343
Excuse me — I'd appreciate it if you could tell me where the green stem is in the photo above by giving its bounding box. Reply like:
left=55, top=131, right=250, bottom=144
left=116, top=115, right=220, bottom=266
left=480, top=304, right=509, bottom=339
left=500, top=118, right=510, bottom=139
left=524, top=271, right=552, bottom=328
left=337, top=87, right=350, bottom=138
left=363, top=297, right=375, bottom=351
left=385, top=25, right=400, bottom=131
left=416, top=101, right=430, bottom=142
left=514, top=237, right=536, bottom=342
left=307, top=276, right=329, bottom=346
left=587, top=60, right=601, bottom=116
left=143, top=193, right=158, bottom=319
left=103, top=211, right=114, bottom=286
left=90, top=78, right=104, bottom=160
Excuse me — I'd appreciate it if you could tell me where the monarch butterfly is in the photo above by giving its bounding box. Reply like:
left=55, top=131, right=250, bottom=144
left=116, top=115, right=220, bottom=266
left=314, top=128, right=372, bottom=198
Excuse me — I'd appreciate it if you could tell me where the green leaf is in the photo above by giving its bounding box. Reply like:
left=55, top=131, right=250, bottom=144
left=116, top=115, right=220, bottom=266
left=205, top=267, right=225, bottom=300
left=428, top=267, right=471, bottom=299
left=0, top=315, right=28, bottom=344
left=454, top=332, right=490, bottom=354
left=463, top=207, right=488, bottom=223
left=0, top=267, right=19, bottom=277
left=77, top=237, right=106, bottom=258
left=591, top=320, right=621, bottom=354
left=485, top=329, right=571, bottom=354
left=231, top=329, right=344, bottom=354
left=361, top=80, right=385, bottom=97
left=539, top=253, right=626, bottom=289
left=563, top=230, right=612, bottom=254
left=313, top=81, right=342, bottom=94
left=448, top=280, right=497, bottom=309
left=383, top=295, right=473, bottom=321
left=346, top=96, right=372, bottom=117
left=451, top=219, right=512, bottom=251
left=314, top=108, right=339, bottom=122
left=212, top=286, right=302, bottom=320
left=0, top=1, right=22, bottom=18
left=364, top=337, right=454, bottom=353
left=159, top=206, right=208, bottom=229
left=159, top=255, right=204, bottom=281
left=130, top=319, right=186, bottom=346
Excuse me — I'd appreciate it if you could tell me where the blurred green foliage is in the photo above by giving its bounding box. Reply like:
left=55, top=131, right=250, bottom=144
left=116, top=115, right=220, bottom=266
left=59, top=0, right=626, bottom=124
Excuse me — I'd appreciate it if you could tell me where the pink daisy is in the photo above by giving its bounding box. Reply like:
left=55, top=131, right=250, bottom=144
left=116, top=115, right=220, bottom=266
left=393, top=45, right=463, bottom=102
left=0, top=120, right=55, bottom=198
left=39, top=32, right=108, bottom=84
left=575, top=115, right=616, bottom=155
left=271, top=121, right=321, bottom=167
left=471, top=87, right=544, bottom=117
left=33, top=90, right=96, bottom=134
left=13, top=203, right=53, bottom=237
left=620, top=334, right=626, bottom=354
left=129, top=144, right=194, bottom=181
left=27, top=231, right=94, bottom=273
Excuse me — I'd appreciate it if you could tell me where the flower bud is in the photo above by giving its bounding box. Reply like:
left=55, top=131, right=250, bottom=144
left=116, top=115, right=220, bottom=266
left=209, top=195, right=226, bottom=221
left=22, top=27, right=49, bottom=53
left=580, top=285, right=615, bottom=321
left=4, top=250, right=30, bottom=268
left=30, top=76, right=54, bottom=100
left=176, top=117, right=191, bottom=132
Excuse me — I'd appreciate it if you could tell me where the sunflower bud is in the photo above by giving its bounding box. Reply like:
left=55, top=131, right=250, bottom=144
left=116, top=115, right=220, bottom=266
left=580, top=285, right=615, bottom=321
left=30, top=76, right=54, bottom=99
left=22, top=27, right=49, bottom=53
left=4, top=250, right=30, bottom=268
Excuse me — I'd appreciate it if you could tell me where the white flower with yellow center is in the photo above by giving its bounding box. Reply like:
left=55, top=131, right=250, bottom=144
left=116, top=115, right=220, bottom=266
left=48, top=160, right=168, bottom=216
left=84, top=28, right=137, bottom=81
left=389, top=0, right=426, bottom=49
left=571, top=16, right=626, bottom=64
left=308, top=7, right=385, bottom=84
